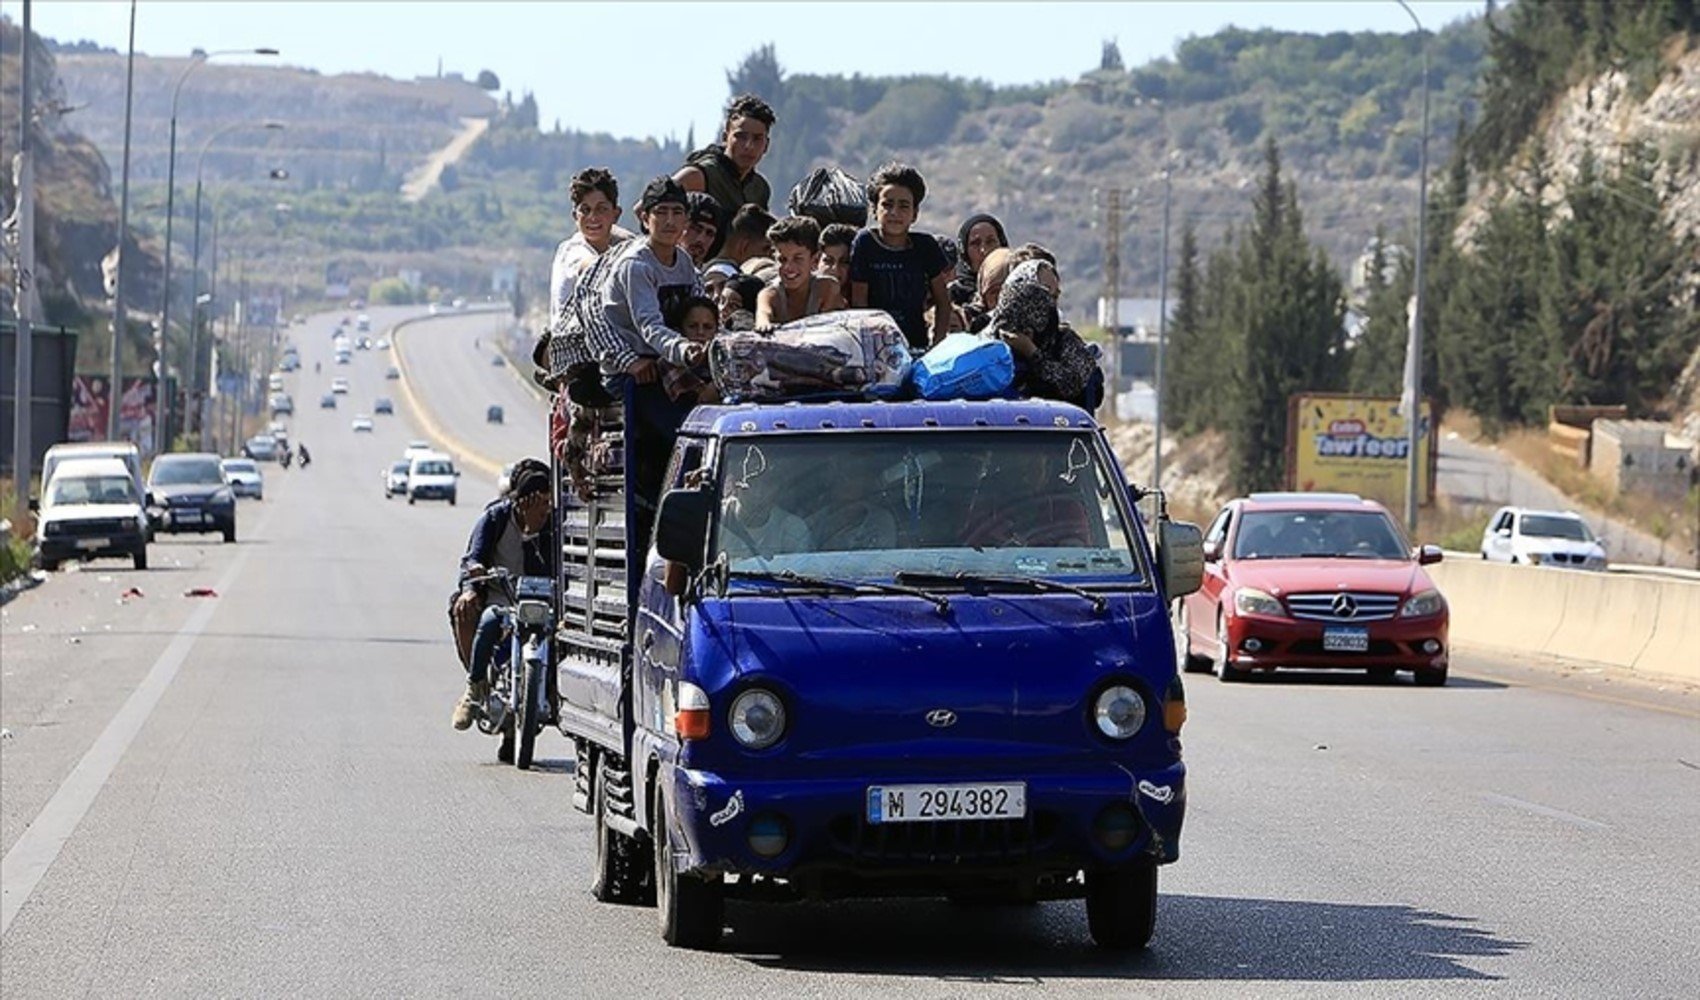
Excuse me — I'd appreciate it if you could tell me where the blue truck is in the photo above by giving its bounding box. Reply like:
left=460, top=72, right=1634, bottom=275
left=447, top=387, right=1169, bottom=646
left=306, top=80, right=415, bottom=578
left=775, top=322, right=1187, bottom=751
left=552, top=396, right=1203, bottom=950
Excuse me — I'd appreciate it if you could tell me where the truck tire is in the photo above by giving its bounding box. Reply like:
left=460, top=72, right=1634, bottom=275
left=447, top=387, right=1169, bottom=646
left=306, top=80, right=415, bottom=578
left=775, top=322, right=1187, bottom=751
left=591, top=759, right=648, bottom=904
left=514, top=656, right=540, bottom=770
left=654, top=788, right=723, bottom=949
left=1085, top=863, right=1157, bottom=951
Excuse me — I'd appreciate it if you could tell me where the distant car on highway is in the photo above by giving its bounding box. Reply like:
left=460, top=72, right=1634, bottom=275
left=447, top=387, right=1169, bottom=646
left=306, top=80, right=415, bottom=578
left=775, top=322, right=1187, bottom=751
left=351, top=414, right=374, bottom=433
left=486, top=404, right=504, bottom=424
left=331, top=377, right=350, bottom=394
left=452, top=297, right=467, bottom=310
left=384, top=365, right=401, bottom=380
left=356, top=314, right=371, bottom=332
left=402, top=440, right=434, bottom=463
left=147, top=452, right=237, bottom=543
left=243, top=435, right=280, bottom=462
left=375, top=337, right=390, bottom=350
left=490, top=354, right=505, bottom=367
left=220, top=458, right=264, bottom=499
left=1480, top=507, right=1607, bottom=569
left=383, top=460, right=409, bottom=498
left=320, top=393, right=337, bottom=409
left=373, top=396, right=394, bottom=415
left=406, top=452, right=458, bottom=505
left=496, top=462, right=515, bottom=496
left=269, top=392, right=294, bottom=416
left=1177, top=492, right=1450, bottom=686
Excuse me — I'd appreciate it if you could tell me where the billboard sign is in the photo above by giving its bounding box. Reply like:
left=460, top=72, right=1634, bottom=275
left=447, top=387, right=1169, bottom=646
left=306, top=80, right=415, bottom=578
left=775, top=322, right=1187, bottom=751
left=68, top=375, right=157, bottom=451
left=1286, top=393, right=1434, bottom=510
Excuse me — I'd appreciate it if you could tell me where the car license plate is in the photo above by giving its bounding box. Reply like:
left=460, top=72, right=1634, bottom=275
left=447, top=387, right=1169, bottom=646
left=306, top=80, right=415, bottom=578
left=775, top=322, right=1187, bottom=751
left=175, top=511, right=202, bottom=524
left=75, top=538, right=106, bottom=550
left=1323, top=628, right=1370, bottom=652
left=867, top=782, right=1026, bottom=824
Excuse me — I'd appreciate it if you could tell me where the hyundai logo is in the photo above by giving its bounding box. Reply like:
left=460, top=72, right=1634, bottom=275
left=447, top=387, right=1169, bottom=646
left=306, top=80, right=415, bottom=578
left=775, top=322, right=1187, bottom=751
left=1332, top=594, right=1359, bottom=619
left=925, top=709, right=958, bottom=728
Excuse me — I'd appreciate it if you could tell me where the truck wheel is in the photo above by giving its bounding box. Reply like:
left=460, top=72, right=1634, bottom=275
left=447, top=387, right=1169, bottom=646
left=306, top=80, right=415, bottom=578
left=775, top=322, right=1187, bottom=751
left=41, top=557, right=59, bottom=572
left=654, top=789, right=723, bottom=949
left=133, top=549, right=148, bottom=571
left=591, top=761, right=647, bottom=904
left=1213, top=612, right=1248, bottom=682
left=514, top=657, right=539, bottom=770
left=1085, top=863, right=1157, bottom=951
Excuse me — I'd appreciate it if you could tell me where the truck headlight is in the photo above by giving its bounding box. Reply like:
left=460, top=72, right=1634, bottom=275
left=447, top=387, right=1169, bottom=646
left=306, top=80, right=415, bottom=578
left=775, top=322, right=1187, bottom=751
left=1401, top=589, right=1445, bottom=618
left=1233, top=587, right=1284, bottom=617
left=1093, top=684, right=1146, bottom=740
left=119, top=517, right=139, bottom=531
left=729, top=688, right=786, bottom=750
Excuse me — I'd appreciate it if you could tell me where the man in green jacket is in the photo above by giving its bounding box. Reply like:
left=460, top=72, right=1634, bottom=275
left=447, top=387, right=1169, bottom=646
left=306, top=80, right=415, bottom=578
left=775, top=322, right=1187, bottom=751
left=674, top=93, right=776, bottom=214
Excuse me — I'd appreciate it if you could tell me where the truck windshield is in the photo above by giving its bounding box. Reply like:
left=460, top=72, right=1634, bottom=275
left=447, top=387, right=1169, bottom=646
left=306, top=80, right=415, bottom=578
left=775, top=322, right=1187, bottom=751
left=50, top=475, right=138, bottom=506
left=713, top=431, right=1144, bottom=586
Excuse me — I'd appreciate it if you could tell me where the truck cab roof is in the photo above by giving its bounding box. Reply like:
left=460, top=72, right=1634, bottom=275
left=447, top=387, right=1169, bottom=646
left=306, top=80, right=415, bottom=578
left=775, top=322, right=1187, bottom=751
left=680, top=398, right=1100, bottom=437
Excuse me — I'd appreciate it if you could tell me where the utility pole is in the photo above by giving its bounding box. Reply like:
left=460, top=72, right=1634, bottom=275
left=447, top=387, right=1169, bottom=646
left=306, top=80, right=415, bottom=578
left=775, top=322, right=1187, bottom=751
left=1102, top=187, right=1123, bottom=415
left=1397, top=0, right=1431, bottom=534
left=107, top=0, right=138, bottom=440
left=10, top=0, right=36, bottom=514
left=1153, top=162, right=1174, bottom=491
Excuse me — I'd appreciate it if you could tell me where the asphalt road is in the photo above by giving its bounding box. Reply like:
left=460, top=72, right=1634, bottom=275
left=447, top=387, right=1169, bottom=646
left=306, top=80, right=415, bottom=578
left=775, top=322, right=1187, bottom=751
left=4, top=310, right=1699, bottom=998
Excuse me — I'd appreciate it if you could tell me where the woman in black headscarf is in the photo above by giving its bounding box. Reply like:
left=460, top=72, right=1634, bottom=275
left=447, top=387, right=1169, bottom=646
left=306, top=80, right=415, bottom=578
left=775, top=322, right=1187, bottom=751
left=989, top=278, right=1102, bottom=412
left=947, top=213, right=1010, bottom=305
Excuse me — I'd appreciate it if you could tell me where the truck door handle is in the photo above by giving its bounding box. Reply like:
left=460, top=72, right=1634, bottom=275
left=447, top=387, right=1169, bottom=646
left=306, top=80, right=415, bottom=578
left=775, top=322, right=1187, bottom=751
left=640, top=632, right=656, bottom=658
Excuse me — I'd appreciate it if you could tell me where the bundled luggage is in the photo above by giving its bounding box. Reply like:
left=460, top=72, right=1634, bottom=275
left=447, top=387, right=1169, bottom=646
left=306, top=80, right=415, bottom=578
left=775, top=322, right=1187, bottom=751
left=787, top=167, right=868, bottom=228
left=710, top=309, right=912, bottom=403
left=912, top=333, right=1015, bottom=400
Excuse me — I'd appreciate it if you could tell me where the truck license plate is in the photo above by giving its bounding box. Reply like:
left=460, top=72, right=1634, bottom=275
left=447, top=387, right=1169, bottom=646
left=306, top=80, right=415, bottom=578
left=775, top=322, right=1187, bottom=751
left=1323, top=628, right=1370, bottom=652
left=867, top=782, right=1026, bottom=824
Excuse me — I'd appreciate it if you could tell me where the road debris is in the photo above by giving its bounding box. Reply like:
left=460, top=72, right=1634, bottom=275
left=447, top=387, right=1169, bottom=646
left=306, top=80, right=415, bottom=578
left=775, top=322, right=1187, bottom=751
left=183, top=587, right=219, bottom=598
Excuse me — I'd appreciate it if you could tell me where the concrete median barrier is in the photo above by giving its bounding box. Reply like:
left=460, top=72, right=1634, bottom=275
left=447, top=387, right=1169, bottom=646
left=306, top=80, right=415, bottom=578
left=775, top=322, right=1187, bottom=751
left=1428, top=557, right=1699, bottom=683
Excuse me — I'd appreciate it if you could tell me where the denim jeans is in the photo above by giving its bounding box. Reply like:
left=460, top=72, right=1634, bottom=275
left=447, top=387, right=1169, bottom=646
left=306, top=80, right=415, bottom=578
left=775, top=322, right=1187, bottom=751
left=468, top=604, right=508, bottom=685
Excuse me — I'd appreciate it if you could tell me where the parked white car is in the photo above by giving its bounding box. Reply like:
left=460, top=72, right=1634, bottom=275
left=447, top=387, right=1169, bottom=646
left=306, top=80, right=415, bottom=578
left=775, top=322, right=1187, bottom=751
left=34, top=457, right=150, bottom=571
left=1480, top=506, right=1608, bottom=569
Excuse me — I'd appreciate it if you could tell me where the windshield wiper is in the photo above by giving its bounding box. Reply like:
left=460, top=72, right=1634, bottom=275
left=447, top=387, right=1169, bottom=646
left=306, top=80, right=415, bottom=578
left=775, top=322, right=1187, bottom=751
left=727, top=569, right=950, bottom=615
left=894, top=571, right=1109, bottom=615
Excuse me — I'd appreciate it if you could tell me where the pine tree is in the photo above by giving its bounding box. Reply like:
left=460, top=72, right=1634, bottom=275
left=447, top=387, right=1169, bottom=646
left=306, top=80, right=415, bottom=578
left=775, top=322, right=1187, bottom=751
left=1161, top=221, right=1204, bottom=433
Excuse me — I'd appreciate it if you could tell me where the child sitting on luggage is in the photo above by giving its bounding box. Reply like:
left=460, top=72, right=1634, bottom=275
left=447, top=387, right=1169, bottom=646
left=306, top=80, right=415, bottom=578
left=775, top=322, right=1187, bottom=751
left=756, top=216, right=845, bottom=328
left=662, top=295, right=722, bottom=405
left=817, top=223, right=856, bottom=291
left=849, top=161, right=953, bottom=351
left=719, top=274, right=764, bottom=332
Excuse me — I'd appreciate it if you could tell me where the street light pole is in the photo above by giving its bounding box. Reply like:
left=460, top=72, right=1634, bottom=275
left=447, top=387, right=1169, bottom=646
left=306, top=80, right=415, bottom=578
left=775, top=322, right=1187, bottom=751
left=107, top=0, right=138, bottom=440
left=184, top=120, right=284, bottom=443
left=1397, top=0, right=1430, bottom=534
left=1153, top=158, right=1174, bottom=491
left=157, top=46, right=278, bottom=456
left=11, top=0, right=35, bottom=516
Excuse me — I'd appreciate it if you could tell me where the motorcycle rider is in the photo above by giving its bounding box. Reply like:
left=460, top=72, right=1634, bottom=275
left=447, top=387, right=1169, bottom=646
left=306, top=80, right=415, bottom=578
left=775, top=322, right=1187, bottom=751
left=298, top=443, right=312, bottom=468
left=449, top=461, right=556, bottom=730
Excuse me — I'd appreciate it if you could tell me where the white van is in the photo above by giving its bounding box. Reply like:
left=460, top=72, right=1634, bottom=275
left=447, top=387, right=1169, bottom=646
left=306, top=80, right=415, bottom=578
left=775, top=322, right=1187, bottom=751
left=42, top=441, right=144, bottom=504
left=34, top=457, right=149, bottom=571
left=406, top=452, right=459, bottom=506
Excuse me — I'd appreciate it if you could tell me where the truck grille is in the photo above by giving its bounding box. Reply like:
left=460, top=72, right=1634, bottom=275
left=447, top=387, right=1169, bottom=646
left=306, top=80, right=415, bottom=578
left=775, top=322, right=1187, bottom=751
left=1286, top=591, right=1401, bottom=622
left=55, top=518, right=128, bottom=537
left=827, top=812, right=1057, bottom=866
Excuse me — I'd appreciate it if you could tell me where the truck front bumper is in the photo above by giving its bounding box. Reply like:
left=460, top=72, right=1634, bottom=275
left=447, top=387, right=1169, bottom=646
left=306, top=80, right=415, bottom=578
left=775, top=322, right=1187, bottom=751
left=665, top=760, right=1186, bottom=895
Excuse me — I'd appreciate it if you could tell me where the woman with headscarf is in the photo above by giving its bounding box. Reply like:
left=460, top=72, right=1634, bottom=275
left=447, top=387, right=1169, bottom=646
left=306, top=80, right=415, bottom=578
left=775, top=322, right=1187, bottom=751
left=948, top=213, right=1010, bottom=305
left=989, top=277, right=1102, bottom=411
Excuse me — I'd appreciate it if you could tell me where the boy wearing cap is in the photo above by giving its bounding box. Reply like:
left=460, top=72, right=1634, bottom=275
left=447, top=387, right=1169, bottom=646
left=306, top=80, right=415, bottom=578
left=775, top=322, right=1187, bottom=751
left=582, top=175, right=708, bottom=544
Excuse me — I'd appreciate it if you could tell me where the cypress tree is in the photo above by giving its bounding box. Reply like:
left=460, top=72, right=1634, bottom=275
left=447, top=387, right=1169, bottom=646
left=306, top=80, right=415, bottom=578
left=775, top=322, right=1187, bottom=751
left=1161, top=220, right=1206, bottom=433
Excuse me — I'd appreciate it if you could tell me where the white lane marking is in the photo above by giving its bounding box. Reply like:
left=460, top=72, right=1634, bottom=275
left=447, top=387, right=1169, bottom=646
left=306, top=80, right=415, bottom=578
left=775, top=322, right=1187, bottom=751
left=1, top=545, right=253, bottom=937
left=1480, top=792, right=1612, bottom=832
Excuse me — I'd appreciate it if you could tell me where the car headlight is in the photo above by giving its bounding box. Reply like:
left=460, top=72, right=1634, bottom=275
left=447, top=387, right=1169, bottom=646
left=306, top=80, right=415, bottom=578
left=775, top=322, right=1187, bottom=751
left=729, top=688, right=787, bottom=750
left=119, top=517, right=138, bottom=531
left=1094, top=684, right=1146, bottom=740
left=213, top=488, right=234, bottom=504
left=1526, top=552, right=1545, bottom=566
left=1401, top=589, right=1445, bottom=618
left=1233, top=587, right=1284, bottom=617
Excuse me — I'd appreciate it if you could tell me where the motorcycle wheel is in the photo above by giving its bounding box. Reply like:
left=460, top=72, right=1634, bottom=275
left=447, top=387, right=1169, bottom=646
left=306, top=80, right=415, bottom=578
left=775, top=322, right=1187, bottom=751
left=515, top=654, right=539, bottom=770
left=496, top=718, right=515, bottom=764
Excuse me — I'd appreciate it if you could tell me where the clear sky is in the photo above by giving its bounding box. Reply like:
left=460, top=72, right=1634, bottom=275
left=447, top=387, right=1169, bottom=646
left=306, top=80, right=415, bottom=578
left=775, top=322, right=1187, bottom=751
left=28, top=1, right=1482, bottom=142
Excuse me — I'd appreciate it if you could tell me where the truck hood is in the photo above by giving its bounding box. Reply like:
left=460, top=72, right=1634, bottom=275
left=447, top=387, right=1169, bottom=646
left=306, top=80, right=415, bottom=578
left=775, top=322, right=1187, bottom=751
left=40, top=502, right=145, bottom=523
left=691, top=592, right=1176, bottom=775
left=1226, top=558, right=1429, bottom=597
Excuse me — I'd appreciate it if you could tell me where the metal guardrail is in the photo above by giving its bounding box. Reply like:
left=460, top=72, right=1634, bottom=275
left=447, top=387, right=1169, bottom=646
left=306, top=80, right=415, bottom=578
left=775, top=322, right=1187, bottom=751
left=1441, top=550, right=1700, bottom=582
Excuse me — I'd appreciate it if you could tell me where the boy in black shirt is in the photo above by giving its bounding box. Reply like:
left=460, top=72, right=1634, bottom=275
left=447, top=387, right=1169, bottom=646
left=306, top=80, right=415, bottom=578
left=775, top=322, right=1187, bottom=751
left=848, top=162, right=952, bottom=351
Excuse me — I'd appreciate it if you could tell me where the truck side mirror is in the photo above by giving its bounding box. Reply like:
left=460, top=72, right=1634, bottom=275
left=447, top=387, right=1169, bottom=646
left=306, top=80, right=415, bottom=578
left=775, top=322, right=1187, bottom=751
left=655, top=487, right=712, bottom=575
left=1159, top=520, right=1205, bottom=598
left=27, top=496, right=39, bottom=512
left=1417, top=544, right=1444, bottom=565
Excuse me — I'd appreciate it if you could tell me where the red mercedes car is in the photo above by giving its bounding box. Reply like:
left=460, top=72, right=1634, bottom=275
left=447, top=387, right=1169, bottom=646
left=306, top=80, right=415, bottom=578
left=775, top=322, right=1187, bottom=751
left=1176, top=493, right=1450, bottom=686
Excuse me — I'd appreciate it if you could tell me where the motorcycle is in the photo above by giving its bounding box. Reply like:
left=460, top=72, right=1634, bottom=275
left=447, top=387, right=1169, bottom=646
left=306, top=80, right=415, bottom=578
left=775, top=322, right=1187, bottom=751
left=298, top=445, right=312, bottom=469
left=464, top=569, right=556, bottom=769
left=279, top=447, right=293, bottom=469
